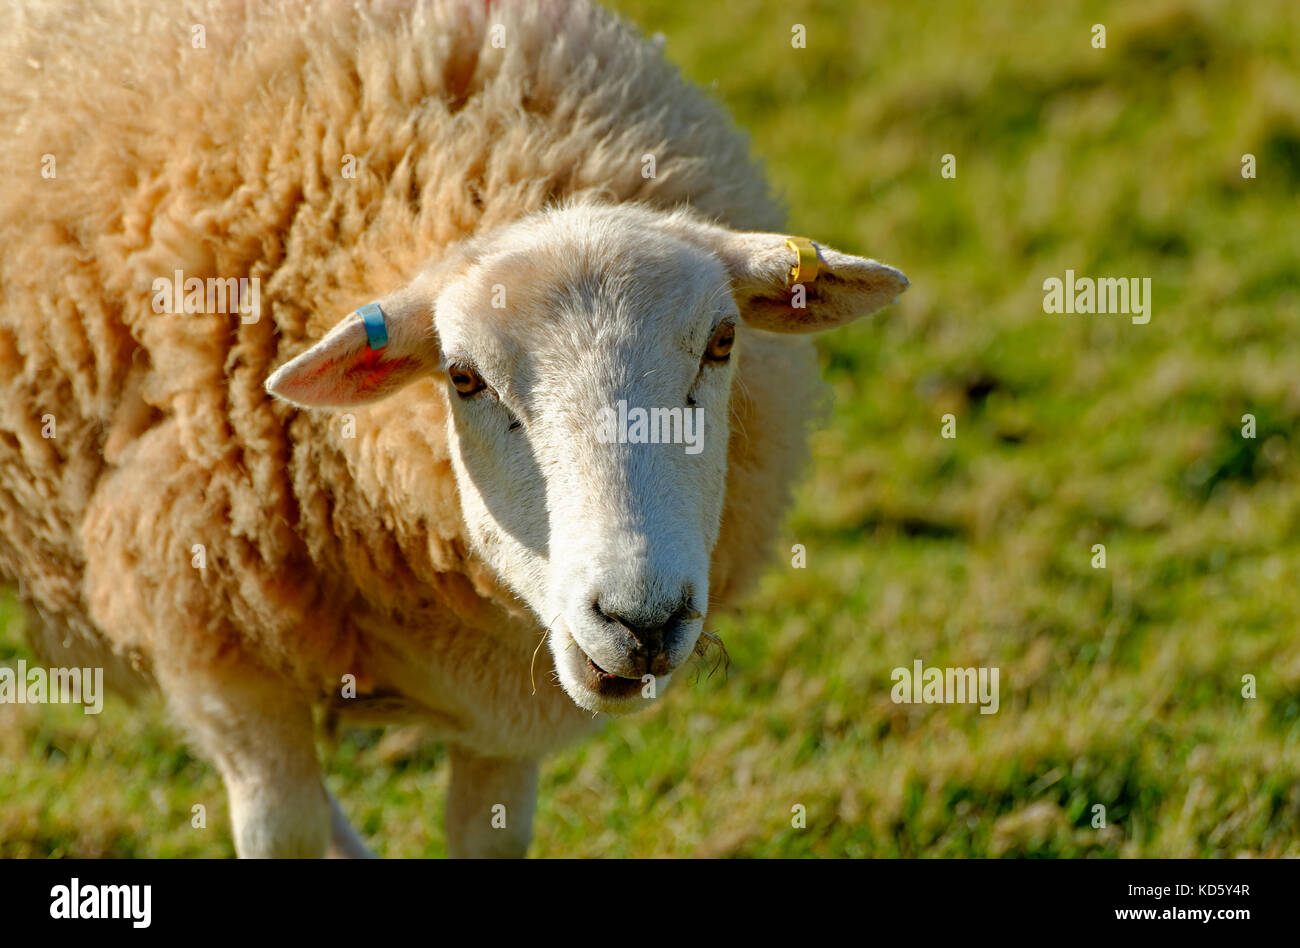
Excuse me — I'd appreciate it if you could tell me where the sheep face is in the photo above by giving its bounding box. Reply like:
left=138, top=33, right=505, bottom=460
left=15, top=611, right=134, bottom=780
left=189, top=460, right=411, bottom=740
left=433, top=208, right=738, bottom=713
left=266, top=202, right=908, bottom=716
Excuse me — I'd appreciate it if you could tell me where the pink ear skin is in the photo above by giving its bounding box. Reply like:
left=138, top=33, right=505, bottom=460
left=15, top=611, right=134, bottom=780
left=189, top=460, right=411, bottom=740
left=289, top=347, right=421, bottom=404
left=265, top=315, right=432, bottom=409
left=339, top=348, right=422, bottom=400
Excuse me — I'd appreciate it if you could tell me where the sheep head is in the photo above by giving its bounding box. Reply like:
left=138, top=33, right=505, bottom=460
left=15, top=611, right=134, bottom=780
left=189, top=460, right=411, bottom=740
left=266, top=201, right=908, bottom=714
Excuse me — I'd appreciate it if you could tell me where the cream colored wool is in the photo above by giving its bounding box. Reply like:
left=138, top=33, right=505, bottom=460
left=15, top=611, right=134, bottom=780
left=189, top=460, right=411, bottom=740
left=0, top=0, right=893, bottom=856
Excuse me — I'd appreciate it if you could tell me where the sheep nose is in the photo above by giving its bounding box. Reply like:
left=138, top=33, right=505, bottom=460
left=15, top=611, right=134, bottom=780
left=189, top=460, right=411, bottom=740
left=593, top=589, right=697, bottom=667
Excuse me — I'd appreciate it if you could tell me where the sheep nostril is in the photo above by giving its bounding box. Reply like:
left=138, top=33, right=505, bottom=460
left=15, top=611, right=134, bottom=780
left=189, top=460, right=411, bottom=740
left=592, top=599, right=660, bottom=647
left=594, top=601, right=688, bottom=650
left=624, top=622, right=666, bottom=652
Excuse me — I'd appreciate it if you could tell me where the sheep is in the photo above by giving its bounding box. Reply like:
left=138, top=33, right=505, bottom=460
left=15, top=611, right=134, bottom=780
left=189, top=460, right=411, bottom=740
left=0, top=0, right=907, bottom=857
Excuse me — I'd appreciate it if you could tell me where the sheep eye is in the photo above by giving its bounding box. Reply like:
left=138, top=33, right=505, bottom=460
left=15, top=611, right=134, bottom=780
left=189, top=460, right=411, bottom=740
left=448, top=362, right=486, bottom=397
left=704, top=321, right=736, bottom=362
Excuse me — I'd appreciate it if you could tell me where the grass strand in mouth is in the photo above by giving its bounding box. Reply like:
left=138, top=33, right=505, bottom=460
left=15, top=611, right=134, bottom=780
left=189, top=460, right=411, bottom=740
left=692, top=628, right=730, bottom=682
left=530, top=613, right=563, bottom=696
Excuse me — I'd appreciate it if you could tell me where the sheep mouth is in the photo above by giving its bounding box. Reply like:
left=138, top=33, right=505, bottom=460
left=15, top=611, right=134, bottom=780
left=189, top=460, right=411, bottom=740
left=582, top=654, right=644, bottom=699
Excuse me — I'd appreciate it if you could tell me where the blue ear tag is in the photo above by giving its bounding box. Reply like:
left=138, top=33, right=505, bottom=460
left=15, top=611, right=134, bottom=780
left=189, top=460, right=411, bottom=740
left=357, top=303, right=389, bottom=350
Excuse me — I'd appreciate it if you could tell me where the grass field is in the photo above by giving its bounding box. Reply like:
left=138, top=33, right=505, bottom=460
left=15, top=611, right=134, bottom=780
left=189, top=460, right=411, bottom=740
left=3, top=0, right=1299, bottom=857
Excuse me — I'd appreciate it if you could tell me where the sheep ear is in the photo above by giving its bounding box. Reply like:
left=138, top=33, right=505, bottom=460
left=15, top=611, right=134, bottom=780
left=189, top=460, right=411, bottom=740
left=680, top=222, right=909, bottom=333
left=266, top=291, right=439, bottom=408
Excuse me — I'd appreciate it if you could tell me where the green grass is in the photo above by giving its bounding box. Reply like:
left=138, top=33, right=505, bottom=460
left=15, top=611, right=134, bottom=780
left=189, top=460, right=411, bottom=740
left=3, top=0, right=1299, bottom=857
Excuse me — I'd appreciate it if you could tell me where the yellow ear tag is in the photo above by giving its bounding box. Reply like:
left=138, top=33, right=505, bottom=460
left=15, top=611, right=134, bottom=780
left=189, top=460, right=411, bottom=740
left=785, top=236, right=820, bottom=287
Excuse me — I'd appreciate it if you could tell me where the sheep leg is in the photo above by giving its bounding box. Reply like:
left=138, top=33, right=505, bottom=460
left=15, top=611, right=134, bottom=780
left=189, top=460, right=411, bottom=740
left=446, top=746, right=539, bottom=858
left=156, top=661, right=331, bottom=858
